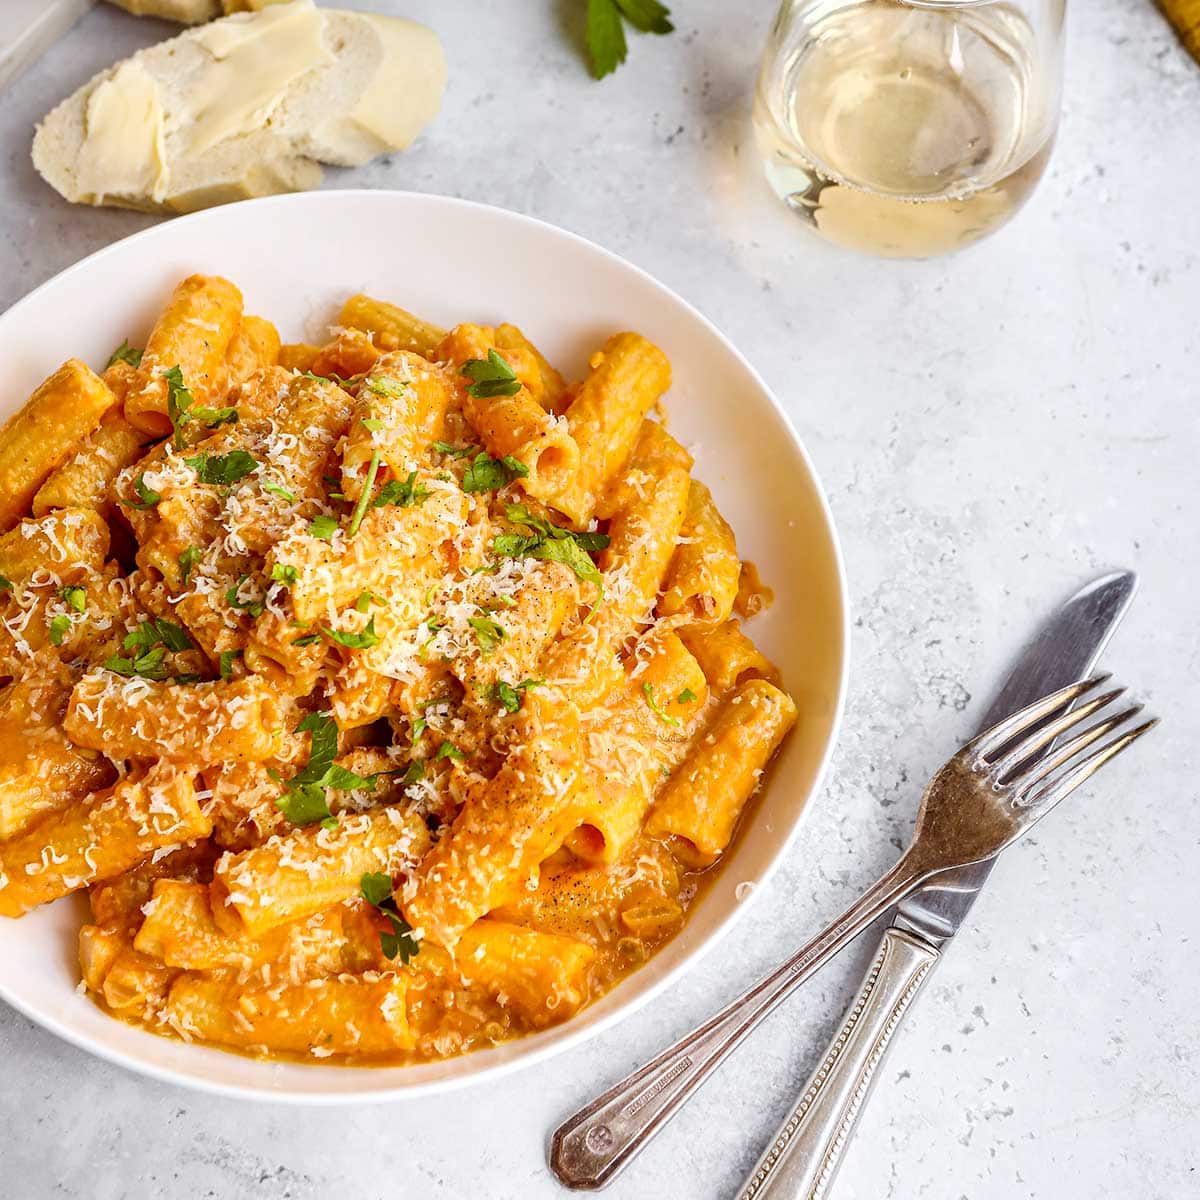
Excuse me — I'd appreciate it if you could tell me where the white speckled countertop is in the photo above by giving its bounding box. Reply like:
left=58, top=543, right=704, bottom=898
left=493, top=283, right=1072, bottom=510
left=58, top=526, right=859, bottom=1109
left=2, top=2, right=1198, bottom=1197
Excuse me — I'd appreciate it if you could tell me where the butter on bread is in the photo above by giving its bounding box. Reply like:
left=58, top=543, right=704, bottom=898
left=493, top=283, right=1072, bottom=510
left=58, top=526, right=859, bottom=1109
left=33, top=0, right=446, bottom=214
left=104, top=1, right=291, bottom=26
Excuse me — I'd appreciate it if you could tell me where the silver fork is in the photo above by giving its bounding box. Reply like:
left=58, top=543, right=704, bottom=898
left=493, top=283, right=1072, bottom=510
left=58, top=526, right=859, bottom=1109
left=550, top=675, right=1156, bottom=1190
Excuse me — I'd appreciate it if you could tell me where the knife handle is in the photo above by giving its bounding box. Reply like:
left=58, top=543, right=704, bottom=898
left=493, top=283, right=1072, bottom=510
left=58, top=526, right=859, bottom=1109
left=735, top=928, right=939, bottom=1200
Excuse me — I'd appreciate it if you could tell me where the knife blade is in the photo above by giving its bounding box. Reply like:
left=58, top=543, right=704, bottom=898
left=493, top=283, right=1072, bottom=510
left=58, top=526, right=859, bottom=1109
left=893, top=569, right=1138, bottom=946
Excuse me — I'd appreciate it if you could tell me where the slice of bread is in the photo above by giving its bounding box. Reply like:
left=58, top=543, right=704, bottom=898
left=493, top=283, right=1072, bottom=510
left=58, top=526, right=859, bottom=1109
left=104, top=1, right=297, bottom=27
left=34, top=0, right=446, bottom=214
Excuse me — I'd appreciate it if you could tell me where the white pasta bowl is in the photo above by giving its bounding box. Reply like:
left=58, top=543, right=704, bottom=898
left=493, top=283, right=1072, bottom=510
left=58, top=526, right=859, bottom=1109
left=0, top=190, right=847, bottom=1102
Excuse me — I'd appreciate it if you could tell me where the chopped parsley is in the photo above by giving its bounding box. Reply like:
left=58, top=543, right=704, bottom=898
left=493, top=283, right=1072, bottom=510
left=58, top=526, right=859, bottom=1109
left=373, top=470, right=429, bottom=508
left=270, top=563, right=299, bottom=587
left=493, top=504, right=609, bottom=597
left=642, top=681, right=680, bottom=727
left=103, top=616, right=192, bottom=680
left=103, top=647, right=168, bottom=680
left=309, top=514, right=339, bottom=540
left=261, top=478, right=297, bottom=503
left=678, top=687, right=697, bottom=704
left=468, top=615, right=506, bottom=655
left=322, top=616, right=379, bottom=650
left=184, top=449, right=258, bottom=487
left=121, top=473, right=161, bottom=510
left=59, top=585, right=86, bottom=614
left=48, top=614, right=72, bottom=646
left=178, top=545, right=201, bottom=584
left=491, top=678, right=543, bottom=714
left=361, top=418, right=385, bottom=433
left=165, top=365, right=238, bottom=447
left=399, top=761, right=425, bottom=787
left=462, top=452, right=530, bottom=494
left=359, top=872, right=420, bottom=963
left=363, top=375, right=410, bottom=399
left=219, top=649, right=242, bottom=680
left=105, top=340, right=143, bottom=369
left=436, top=740, right=466, bottom=762
left=0, top=576, right=12, bottom=591
left=292, top=632, right=321, bottom=647
left=274, top=710, right=376, bottom=829
left=225, top=576, right=265, bottom=618
left=430, top=440, right=479, bottom=459
left=346, top=451, right=381, bottom=538
left=460, top=349, right=521, bottom=399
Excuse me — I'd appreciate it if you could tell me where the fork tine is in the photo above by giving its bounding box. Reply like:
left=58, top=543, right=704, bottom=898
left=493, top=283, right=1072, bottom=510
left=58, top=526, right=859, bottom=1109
left=972, top=673, right=1111, bottom=759
left=1009, top=704, right=1143, bottom=792
left=989, top=687, right=1125, bottom=781
left=1018, top=717, right=1158, bottom=812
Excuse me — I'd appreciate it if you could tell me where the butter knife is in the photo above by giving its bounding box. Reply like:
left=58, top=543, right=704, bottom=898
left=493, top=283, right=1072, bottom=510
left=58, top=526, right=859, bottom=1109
left=735, top=569, right=1138, bottom=1199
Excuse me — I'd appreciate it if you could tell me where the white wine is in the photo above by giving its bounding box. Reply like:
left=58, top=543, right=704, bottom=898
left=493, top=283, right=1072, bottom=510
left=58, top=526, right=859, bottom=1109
left=754, top=0, right=1058, bottom=258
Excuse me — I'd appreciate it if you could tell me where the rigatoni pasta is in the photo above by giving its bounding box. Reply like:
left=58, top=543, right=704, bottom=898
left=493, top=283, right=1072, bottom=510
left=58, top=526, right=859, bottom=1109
left=0, top=278, right=796, bottom=1066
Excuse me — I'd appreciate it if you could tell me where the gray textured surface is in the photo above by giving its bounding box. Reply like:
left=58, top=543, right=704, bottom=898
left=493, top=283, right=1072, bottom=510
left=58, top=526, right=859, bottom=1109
left=2, top=2, right=1198, bottom=1198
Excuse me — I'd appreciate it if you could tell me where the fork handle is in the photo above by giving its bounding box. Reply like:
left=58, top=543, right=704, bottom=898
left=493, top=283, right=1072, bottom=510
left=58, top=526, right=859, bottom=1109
left=549, top=856, right=921, bottom=1190
left=735, top=928, right=939, bottom=1200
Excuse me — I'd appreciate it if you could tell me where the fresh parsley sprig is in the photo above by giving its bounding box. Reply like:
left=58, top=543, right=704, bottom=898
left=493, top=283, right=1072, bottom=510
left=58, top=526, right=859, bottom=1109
left=642, top=681, right=680, bottom=727
left=373, top=471, right=429, bottom=508
left=121, top=473, right=161, bottom=510
left=586, top=0, right=674, bottom=80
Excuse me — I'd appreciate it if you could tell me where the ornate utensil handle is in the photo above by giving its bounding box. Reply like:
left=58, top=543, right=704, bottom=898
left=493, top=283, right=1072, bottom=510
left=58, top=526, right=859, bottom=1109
left=736, top=928, right=939, bottom=1200
left=549, top=858, right=919, bottom=1190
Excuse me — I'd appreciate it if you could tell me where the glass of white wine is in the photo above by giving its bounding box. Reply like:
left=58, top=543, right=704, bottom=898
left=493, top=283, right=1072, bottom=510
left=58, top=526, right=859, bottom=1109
left=753, top=0, right=1066, bottom=258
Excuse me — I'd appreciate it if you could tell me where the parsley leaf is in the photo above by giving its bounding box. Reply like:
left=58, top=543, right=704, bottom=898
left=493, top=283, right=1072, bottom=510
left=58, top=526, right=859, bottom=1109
left=361, top=418, right=385, bottom=433
left=275, top=710, right=377, bottom=830
left=219, top=649, right=242, bottom=681
left=585, top=0, right=673, bottom=78
left=178, top=546, right=201, bottom=584
left=262, top=478, right=297, bottom=503
left=121, top=473, right=161, bottom=510
left=106, top=340, right=143, bottom=369
left=461, top=452, right=530, bottom=494
left=490, top=678, right=543, bottom=714
left=0, top=576, right=12, bottom=592
left=125, top=617, right=193, bottom=654
left=103, top=647, right=168, bottom=680
left=430, top=440, right=479, bottom=459
left=460, top=349, right=521, bottom=399
left=322, top=616, right=379, bottom=650
left=642, top=681, right=680, bottom=727
left=436, top=740, right=466, bottom=762
left=270, top=563, right=299, bottom=587
left=400, top=761, right=425, bottom=787
left=616, top=0, right=674, bottom=35
left=468, top=615, right=506, bottom=655
left=48, top=614, right=72, bottom=646
left=359, top=872, right=420, bottom=964
left=309, top=514, right=339, bottom=540
left=678, top=687, right=697, bottom=704
left=586, top=0, right=628, bottom=78
left=493, top=507, right=608, bottom=595
left=184, top=450, right=258, bottom=487
left=372, top=471, right=429, bottom=509
left=225, top=576, right=265, bottom=618
left=292, top=632, right=321, bottom=647
left=355, top=590, right=372, bottom=613
left=59, top=586, right=86, bottom=614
